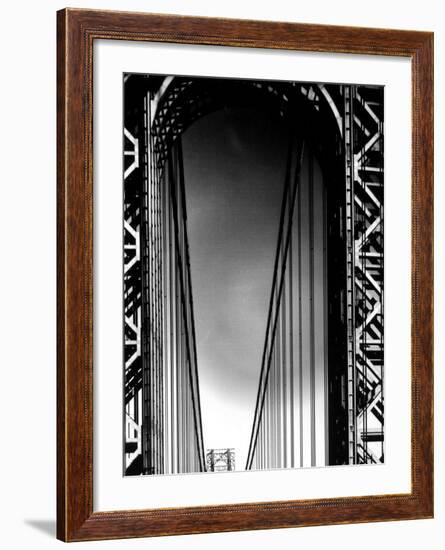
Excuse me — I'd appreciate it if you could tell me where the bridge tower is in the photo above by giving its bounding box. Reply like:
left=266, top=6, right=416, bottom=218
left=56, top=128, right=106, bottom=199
left=123, top=74, right=384, bottom=475
left=206, top=449, right=236, bottom=472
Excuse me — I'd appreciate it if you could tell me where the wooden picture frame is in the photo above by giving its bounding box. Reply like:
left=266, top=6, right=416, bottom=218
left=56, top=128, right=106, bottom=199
left=57, top=8, right=434, bottom=542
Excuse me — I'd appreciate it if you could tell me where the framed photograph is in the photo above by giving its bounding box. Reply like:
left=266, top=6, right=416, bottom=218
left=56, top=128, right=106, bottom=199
left=57, top=8, right=434, bottom=542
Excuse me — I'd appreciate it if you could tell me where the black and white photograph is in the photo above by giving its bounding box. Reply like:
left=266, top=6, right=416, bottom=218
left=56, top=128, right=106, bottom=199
left=123, top=73, right=384, bottom=476
left=1, top=0, right=440, bottom=547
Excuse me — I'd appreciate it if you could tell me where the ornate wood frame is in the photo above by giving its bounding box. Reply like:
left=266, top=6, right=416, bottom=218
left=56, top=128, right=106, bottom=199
left=57, top=8, right=434, bottom=542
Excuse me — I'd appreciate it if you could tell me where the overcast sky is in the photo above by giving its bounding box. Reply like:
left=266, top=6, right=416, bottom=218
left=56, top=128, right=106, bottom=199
left=182, top=105, right=289, bottom=470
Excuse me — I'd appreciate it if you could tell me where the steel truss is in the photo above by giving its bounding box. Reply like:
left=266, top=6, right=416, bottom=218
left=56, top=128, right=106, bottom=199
left=346, top=86, right=384, bottom=464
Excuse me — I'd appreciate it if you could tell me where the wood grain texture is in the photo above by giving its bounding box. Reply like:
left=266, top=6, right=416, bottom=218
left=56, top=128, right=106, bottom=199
left=57, top=8, right=434, bottom=542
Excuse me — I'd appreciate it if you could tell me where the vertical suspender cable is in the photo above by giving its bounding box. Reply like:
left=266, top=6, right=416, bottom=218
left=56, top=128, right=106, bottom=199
left=309, top=149, right=316, bottom=467
left=297, top=178, right=303, bottom=468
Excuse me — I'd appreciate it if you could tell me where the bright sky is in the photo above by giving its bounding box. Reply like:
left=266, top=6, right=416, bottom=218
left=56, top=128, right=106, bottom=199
left=182, top=106, right=288, bottom=469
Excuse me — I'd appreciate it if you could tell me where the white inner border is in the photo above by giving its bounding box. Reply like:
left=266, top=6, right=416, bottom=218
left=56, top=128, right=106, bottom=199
left=94, top=40, right=412, bottom=512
